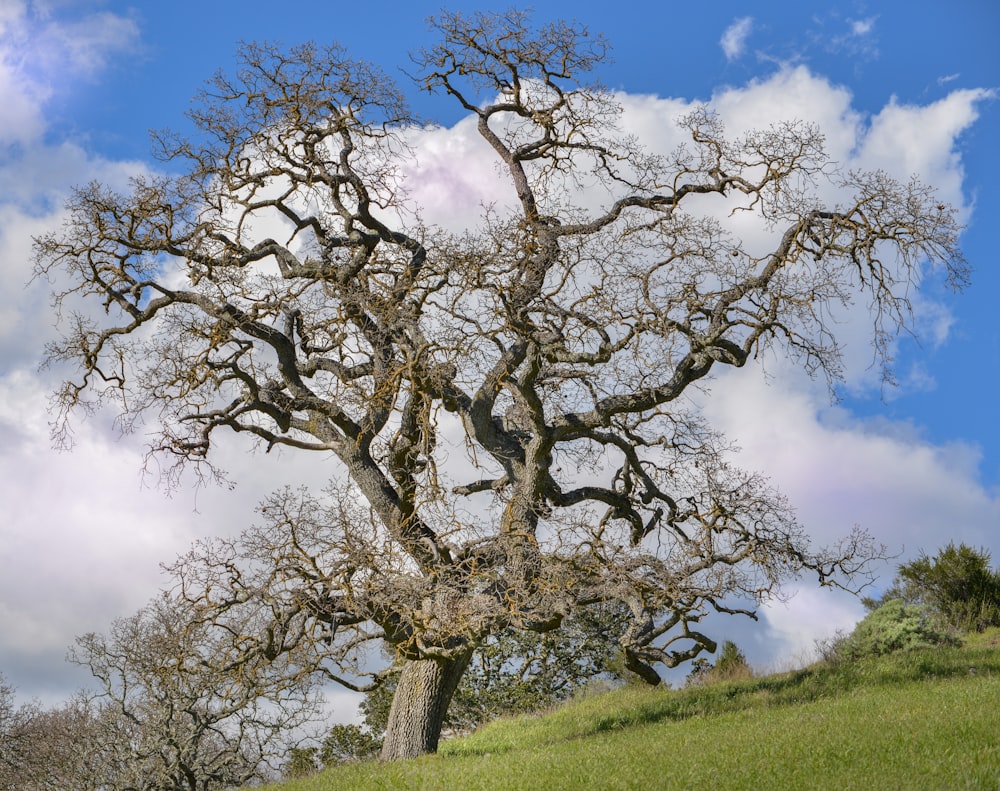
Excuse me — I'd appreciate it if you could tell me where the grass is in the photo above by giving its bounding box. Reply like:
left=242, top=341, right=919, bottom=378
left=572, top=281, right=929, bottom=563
left=264, top=630, right=1000, bottom=790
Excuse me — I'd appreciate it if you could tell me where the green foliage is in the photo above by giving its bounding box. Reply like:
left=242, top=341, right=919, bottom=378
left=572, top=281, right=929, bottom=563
left=837, top=599, right=959, bottom=661
left=319, top=724, right=382, bottom=765
left=685, top=640, right=753, bottom=686
left=283, top=747, right=320, bottom=779
left=363, top=604, right=627, bottom=735
left=896, top=543, right=1000, bottom=631
left=684, top=658, right=712, bottom=686
left=282, top=725, right=383, bottom=778
left=712, top=640, right=753, bottom=680
left=866, top=543, right=1000, bottom=632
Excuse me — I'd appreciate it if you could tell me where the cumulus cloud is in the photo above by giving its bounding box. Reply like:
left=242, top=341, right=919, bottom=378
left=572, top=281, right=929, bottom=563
left=398, top=117, right=517, bottom=231
left=704, top=363, right=1000, bottom=656
left=720, top=16, right=754, bottom=62
left=0, top=367, right=346, bottom=700
left=0, top=3, right=167, bottom=701
left=856, top=89, right=995, bottom=208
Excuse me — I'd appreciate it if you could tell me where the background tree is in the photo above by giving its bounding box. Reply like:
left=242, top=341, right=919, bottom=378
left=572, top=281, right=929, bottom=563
left=865, top=543, right=1000, bottom=632
left=0, top=679, right=120, bottom=791
left=69, top=594, right=319, bottom=789
left=709, top=640, right=753, bottom=682
left=319, top=725, right=383, bottom=767
left=282, top=746, right=322, bottom=779
left=684, top=639, right=751, bottom=686
left=35, top=10, right=963, bottom=760
left=362, top=601, right=628, bottom=738
left=0, top=674, right=38, bottom=789
left=281, top=723, right=383, bottom=779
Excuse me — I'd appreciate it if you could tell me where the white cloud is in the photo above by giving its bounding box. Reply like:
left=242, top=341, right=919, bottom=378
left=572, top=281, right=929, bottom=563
left=857, top=89, right=994, bottom=209
left=760, top=588, right=864, bottom=667
left=0, top=366, right=344, bottom=700
left=398, top=117, right=517, bottom=231
left=703, top=363, right=1000, bottom=656
left=41, top=10, right=140, bottom=76
left=709, top=65, right=863, bottom=157
left=720, top=16, right=754, bottom=62
left=0, top=2, right=29, bottom=31
left=850, top=17, right=876, bottom=37
left=810, top=12, right=879, bottom=60
left=0, top=1, right=139, bottom=145
left=0, top=39, right=46, bottom=144
left=0, top=2, right=176, bottom=702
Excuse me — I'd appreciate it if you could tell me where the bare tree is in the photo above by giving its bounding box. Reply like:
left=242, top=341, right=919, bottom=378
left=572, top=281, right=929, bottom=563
left=34, top=10, right=965, bottom=760
left=1, top=674, right=38, bottom=789
left=1, top=678, right=117, bottom=791
left=69, top=594, right=319, bottom=789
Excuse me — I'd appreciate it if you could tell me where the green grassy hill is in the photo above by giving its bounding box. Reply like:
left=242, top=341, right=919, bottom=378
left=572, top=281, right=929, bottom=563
left=266, top=631, right=1000, bottom=790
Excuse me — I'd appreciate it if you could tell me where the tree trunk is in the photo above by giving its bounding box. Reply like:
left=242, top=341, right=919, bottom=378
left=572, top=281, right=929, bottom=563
left=379, top=651, right=472, bottom=761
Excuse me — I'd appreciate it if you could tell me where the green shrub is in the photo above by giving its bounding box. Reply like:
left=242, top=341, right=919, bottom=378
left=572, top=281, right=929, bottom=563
left=866, top=543, right=1000, bottom=633
left=685, top=640, right=753, bottom=686
left=898, top=543, right=1000, bottom=631
left=713, top=640, right=754, bottom=681
left=283, top=746, right=321, bottom=779
left=319, top=724, right=382, bottom=765
left=838, top=599, right=959, bottom=661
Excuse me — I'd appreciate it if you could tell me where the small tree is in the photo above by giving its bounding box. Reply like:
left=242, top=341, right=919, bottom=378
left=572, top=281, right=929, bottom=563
left=282, top=746, right=321, bottom=779
left=711, top=640, right=753, bottom=681
left=36, top=10, right=963, bottom=759
left=866, top=543, right=1000, bottom=632
left=70, top=594, right=320, bottom=790
left=684, top=639, right=751, bottom=685
left=899, top=543, right=1000, bottom=631
left=319, top=724, right=382, bottom=766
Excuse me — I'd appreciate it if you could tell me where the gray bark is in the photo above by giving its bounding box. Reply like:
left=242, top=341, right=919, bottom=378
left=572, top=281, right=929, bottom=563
left=379, top=652, right=472, bottom=761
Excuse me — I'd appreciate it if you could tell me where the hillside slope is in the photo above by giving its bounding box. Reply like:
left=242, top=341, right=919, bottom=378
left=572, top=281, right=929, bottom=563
left=266, top=631, right=1000, bottom=790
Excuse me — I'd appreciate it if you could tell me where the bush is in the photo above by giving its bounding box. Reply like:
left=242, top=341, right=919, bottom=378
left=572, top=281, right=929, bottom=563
left=899, top=543, right=1000, bottom=631
left=814, top=630, right=849, bottom=664
left=685, top=640, right=753, bottom=686
left=837, top=599, right=959, bottom=662
left=867, top=543, right=1000, bottom=633
left=320, top=724, right=382, bottom=765
left=712, top=640, right=754, bottom=681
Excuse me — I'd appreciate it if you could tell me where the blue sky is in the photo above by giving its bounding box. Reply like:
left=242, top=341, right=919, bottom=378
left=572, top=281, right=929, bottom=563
left=1, top=0, right=998, bottom=707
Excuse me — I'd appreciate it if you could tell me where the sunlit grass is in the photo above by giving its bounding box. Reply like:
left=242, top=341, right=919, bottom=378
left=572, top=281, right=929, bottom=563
left=265, top=630, right=1000, bottom=790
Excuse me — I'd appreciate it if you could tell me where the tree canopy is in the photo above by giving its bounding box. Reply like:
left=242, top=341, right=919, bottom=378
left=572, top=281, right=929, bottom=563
left=34, top=10, right=965, bottom=761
